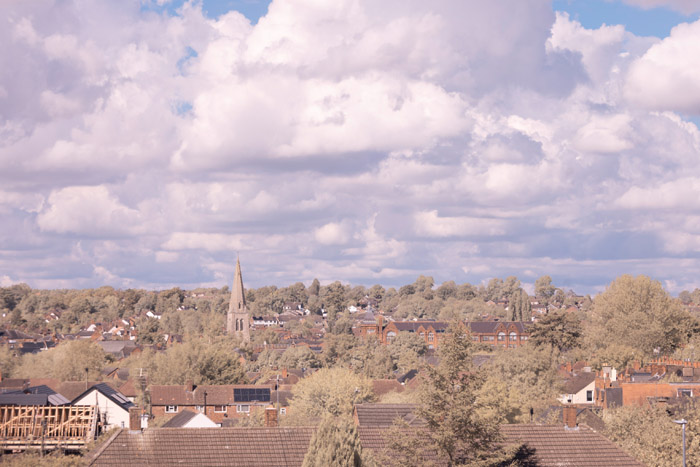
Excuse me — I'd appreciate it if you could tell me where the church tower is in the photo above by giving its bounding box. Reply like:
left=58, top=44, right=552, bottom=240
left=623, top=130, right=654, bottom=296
left=227, top=257, right=250, bottom=342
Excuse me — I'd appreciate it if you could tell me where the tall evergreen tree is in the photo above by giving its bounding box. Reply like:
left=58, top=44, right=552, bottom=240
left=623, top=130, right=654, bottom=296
left=302, top=416, right=364, bottom=467
left=417, top=323, right=507, bottom=466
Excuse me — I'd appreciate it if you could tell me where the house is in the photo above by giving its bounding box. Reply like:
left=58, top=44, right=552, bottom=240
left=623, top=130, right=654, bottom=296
left=559, top=370, right=596, bottom=405
left=161, top=409, right=218, bottom=428
left=71, top=382, right=137, bottom=430
left=149, top=383, right=278, bottom=424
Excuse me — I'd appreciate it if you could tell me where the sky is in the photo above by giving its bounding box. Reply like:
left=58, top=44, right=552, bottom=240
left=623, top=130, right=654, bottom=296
left=2, top=0, right=700, bottom=295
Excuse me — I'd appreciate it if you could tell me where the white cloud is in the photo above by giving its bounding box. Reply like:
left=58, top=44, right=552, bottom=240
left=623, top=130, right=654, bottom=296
left=37, top=186, right=142, bottom=236
left=414, top=210, right=507, bottom=238
left=315, top=222, right=350, bottom=245
left=625, top=20, right=700, bottom=113
left=3, top=0, right=700, bottom=293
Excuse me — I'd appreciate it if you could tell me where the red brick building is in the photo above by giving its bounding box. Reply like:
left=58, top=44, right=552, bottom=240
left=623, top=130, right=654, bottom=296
left=150, top=383, right=281, bottom=424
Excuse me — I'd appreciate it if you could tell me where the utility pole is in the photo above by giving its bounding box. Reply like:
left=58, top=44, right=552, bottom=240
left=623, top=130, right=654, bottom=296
left=674, top=419, right=688, bottom=467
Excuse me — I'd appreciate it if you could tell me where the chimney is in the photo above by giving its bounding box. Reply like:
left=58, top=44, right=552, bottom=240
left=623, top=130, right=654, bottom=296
left=129, top=406, right=142, bottom=432
left=562, top=406, right=578, bottom=429
left=281, top=368, right=288, bottom=379
left=185, top=380, right=194, bottom=392
left=265, top=406, right=278, bottom=427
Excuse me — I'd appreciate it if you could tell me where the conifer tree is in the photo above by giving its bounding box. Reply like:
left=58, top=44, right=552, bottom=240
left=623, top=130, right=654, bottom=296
left=302, top=416, right=364, bottom=467
left=417, top=323, right=507, bottom=466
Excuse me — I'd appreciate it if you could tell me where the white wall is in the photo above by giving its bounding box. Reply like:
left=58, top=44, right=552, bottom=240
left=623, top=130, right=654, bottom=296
left=73, top=390, right=132, bottom=430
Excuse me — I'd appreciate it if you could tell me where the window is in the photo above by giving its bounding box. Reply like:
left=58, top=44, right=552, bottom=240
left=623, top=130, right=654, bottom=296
left=483, top=335, right=494, bottom=341
left=237, top=405, right=250, bottom=413
left=195, top=405, right=204, bottom=413
left=280, top=408, right=287, bottom=415
left=214, top=405, right=227, bottom=413
left=521, top=336, right=528, bottom=341
left=471, top=336, right=479, bottom=341
left=497, top=332, right=506, bottom=341
left=509, top=332, right=517, bottom=342
left=428, top=344, right=434, bottom=350
left=678, top=389, right=693, bottom=397
left=428, top=332, right=434, bottom=343
left=386, top=331, right=396, bottom=343
left=586, top=390, right=593, bottom=402
left=366, top=328, right=375, bottom=334
left=165, top=405, right=178, bottom=413
left=419, top=332, right=425, bottom=338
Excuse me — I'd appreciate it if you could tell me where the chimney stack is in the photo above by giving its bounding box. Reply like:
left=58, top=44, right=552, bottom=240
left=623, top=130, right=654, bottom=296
left=265, top=406, right=278, bottom=427
left=185, top=380, right=194, bottom=392
left=129, top=406, right=142, bottom=432
left=562, top=406, right=578, bottom=429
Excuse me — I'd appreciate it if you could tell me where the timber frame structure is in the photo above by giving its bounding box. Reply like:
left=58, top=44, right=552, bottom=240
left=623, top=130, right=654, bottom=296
left=0, top=405, right=98, bottom=453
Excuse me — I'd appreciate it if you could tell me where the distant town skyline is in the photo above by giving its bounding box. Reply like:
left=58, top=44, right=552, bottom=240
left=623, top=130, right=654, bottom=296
left=2, top=0, right=700, bottom=295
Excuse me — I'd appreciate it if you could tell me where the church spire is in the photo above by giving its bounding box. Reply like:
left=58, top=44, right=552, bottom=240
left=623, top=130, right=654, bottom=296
left=227, top=256, right=250, bottom=341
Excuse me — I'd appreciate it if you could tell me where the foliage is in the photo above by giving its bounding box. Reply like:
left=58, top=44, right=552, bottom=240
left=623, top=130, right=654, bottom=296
left=483, top=344, right=562, bottom=420
left=534, top=275, right=556, bottom=302
left=302, top=415, right=364, bottom=467
left=508, top=289, right=531, bottom=322
left=388, top=331, right=426, bottom=374
left=290, top=367, right=375, bottom=418
left=603, top=405, right=686, bottom=467
left=124, top=336, right=247, bottom=385
left=529, top=311, right=583, bottom=352
left=417, top=323, right=503, bottom=466
left=590, top=275, right=696, bottom=356
left=278, top=345, right=321, bottom=370
left=13, top=340, right=108, bottom=381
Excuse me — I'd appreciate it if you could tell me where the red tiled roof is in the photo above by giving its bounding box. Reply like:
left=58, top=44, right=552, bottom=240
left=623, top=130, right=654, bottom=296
left=89, top=427, right=315, bottom=466
left=500, top=424, right=643, bottom=466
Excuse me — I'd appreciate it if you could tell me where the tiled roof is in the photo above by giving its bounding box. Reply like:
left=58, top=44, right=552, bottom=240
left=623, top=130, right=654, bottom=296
left=371, top=379, right=404, bottom=397
left=562, top=372, right=596, bottom=394
left=354, top=404, right=424, bottom=427
left=89, top=427, right=316, bottom=466
left=501, top=424, right=643, bottom=466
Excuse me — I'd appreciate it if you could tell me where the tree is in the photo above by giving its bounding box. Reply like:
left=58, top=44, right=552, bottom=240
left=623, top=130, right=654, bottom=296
left=302, top=415, right=364, bottom=467
left=529, top=311, right=583, bottom=352
left=289, top=367, right=374, bottom=418
left=126, top=336, right=247, bottom=385
left=278, top=346, right=321, bottom=370
left=309, top=278, right=321, bottom=296
left=484, top=344, right=562, bottom=420
left=436, top=281, right=458, bottom=300
left=534, top=275, right=556, bottom=302
left=508, top=288, right=531, bottom=321
left=417, top=323, right=503, bottom=466
left=14, top=340, right=108, bottom=381
left=603, top=405, right=685, bottom=467
left=591, top=275, right=697, bottom=356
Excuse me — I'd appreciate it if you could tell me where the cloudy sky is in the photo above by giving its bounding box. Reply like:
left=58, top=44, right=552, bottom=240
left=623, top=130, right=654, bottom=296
left=2, top=0, right=700, bottom=294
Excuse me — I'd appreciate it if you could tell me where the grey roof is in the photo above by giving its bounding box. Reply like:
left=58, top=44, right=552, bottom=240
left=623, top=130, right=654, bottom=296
left=6, top=384, right=70, bottom=405
left=0, top=393, right=51, bottom=405
left=72, top=383, right=134, bottom=411
left=161, top=409, right=198, bottom=428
